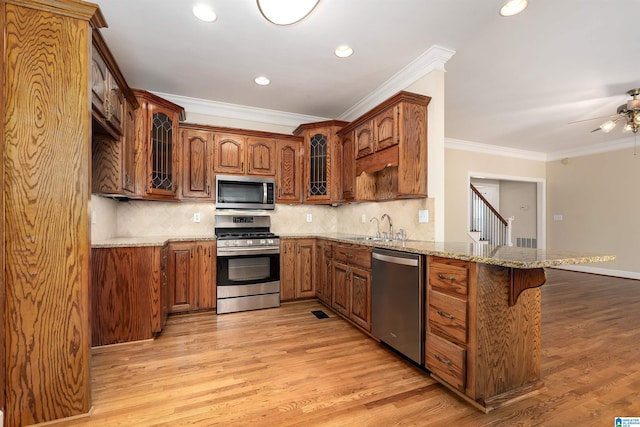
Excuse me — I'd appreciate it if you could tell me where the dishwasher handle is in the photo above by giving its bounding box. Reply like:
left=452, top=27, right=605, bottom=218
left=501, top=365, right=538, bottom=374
left=372, top=251, right=419, bottom=267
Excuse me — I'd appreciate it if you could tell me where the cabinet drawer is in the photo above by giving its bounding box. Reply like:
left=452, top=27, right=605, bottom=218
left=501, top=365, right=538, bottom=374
left=426, top=332, right=466, bottom=391
left=334, top=244, right=371, bottom=269
left=428, top=290, right=467, bottom=346
left=429, top=257, right=469, bottom=297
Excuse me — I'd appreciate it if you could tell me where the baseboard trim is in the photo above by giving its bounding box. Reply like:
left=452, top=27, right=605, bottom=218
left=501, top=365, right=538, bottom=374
left=552, top=265, right=640, bottom=280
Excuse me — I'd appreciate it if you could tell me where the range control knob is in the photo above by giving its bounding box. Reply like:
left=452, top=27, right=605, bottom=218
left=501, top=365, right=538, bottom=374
left=246, top=240, right=253, bottom=245
left=260, top=239, right=266, bottom=245
left=267, top=239, right=274, bottom=245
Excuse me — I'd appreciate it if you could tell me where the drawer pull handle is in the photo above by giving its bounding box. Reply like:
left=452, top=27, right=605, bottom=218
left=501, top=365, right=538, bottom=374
left=437, top=310, right=455, bottom=320
left=437, top=273, right=456, bottom=281
left=345, top=253, right=353, bottom=259
left=434, top=354, right=452, bottom=366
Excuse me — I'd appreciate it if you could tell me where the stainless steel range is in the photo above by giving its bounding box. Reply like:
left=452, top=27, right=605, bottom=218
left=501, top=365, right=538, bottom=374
left=215, top=215, right=280, bottom=314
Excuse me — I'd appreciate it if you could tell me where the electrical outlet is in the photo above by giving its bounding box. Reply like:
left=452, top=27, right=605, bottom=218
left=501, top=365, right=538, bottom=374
left=361, top=214, right=366, bottom=224
left=306, top=213, right=313, bottom=223
left=553, top=214, right=563, bottom=221
left=418, top=210, right=429, bottom=223
left=193, top=213, right=201, bottom=223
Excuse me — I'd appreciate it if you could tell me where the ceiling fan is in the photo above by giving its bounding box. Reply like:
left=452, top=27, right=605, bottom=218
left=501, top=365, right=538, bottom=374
left=589, top=88, right=640, bottom=134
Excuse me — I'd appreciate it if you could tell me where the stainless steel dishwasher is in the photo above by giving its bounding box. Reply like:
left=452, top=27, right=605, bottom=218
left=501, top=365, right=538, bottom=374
left=371, top=248, right=424, bottom=365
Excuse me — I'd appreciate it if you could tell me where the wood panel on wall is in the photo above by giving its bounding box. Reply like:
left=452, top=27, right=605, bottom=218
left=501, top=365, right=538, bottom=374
left=2, top=1, right=98, bottom=425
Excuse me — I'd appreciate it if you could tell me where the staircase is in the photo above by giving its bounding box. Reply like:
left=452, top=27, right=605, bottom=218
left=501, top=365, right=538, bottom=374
left=468, top=183, right=513, bottom=246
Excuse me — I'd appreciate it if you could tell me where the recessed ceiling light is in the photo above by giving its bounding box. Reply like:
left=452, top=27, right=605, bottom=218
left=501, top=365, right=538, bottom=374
left=334, top=45, right=353, bottom=58
left=254, top=76, right=270, bottom=86
left=499, top=0, right=528, bottom=16
left=193, top=4, right=217, bottom=22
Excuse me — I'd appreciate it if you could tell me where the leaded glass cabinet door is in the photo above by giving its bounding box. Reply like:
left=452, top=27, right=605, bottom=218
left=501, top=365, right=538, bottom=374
left=304, top=128, right=333, bottom=203
left=147, top=104, right=179, bottom=197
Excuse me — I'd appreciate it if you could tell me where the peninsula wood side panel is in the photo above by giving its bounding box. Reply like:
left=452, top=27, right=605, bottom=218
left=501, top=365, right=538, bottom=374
left=0, top=1, right=5, bottom=416
left=91, top=247, right=161, bottom=346
left=2, top=1, right=96, bottom=425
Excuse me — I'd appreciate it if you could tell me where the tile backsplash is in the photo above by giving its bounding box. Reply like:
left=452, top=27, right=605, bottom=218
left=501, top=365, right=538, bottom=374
left=91, top=195, right=435, bottom=241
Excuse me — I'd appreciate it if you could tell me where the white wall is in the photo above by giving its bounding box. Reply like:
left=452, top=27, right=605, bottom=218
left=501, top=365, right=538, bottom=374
left=547, top=148, right=640, bottom=277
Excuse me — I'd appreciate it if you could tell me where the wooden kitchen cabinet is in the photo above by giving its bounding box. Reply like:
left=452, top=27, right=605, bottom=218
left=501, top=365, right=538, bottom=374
left=293, top=120, right=348, bottom=204
left=214, top=132, right=246, bottom=174
left=168, top=241, right=216, bottom=313
left=425, top=256, right=545, bottom=411
left=280, top=239, right=316, bottom=301
left=247, top=137, right=276, bottom=176
left=134, top=89, right=185, bottom=200
left=276, top=139, right=303, bottom=204
left=213, top=133, right=277, bottom=176
left=315, top=240, right=333, bottom=305
left=338, top=92, right=430, bottom=201
left=354, top=104, right=398, bottom=159
left=340, top=131, right=356, bottom=202
left=181, top=127, right=214, bottom=199
left=91, top=42, right=124, bottom=136
left=331, top=243, right=372, bottom=331
left=91, top=30, right=139, bottom=197
left=91, top=246, right=163, bottom=346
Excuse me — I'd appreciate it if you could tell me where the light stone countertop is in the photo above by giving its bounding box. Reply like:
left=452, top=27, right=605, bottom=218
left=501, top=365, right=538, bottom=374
left=93, top=233, right=614, bottom=269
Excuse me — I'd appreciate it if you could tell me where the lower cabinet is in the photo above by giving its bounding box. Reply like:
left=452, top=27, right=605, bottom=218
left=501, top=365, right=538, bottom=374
left=280, top=238, right=316, bottom=301
left=91, top=245, right=165, bottom=346
left=331, top=243, right=372, bottom=331
left=315, top=240, right=333, bottom=305
left=168, top=240, right=216, bottom=313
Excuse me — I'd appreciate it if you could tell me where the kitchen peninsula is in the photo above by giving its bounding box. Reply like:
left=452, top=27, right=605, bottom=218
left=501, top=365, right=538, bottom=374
left=92, top=233, right=614, bottom=412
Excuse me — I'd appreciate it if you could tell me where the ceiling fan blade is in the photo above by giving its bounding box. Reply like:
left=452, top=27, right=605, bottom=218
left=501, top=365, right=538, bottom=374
left=568, top=113, right=618, bottom=124
left=590, top=127, right=602, bottom=133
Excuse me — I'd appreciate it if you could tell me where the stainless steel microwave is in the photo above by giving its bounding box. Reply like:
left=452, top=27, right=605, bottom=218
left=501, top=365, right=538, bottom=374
left=215, top=175, right=276, bottom=210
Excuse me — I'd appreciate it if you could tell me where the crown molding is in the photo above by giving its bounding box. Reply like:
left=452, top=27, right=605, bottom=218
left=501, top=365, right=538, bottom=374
left=546, top=136, right=637, bottom=161
left=445, top=137, right=548, bottom=162
left=338, top=44, right=456, bottom=121
left=151, top=91, right=329, bottom=128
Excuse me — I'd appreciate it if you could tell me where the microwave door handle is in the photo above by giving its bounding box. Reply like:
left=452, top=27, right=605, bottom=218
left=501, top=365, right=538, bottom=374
left=263, top=183, right=268, bottom=204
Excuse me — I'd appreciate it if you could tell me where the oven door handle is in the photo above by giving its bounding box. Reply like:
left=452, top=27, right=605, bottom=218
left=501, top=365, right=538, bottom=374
left=217, top=247, right=280, bottom=257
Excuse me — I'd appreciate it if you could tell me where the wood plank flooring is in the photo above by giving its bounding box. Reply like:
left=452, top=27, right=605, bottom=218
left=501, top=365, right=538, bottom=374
left=48, top=269, right=640, bottom=426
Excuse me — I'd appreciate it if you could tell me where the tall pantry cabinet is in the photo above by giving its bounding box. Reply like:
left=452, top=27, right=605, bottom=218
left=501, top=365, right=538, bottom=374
left=1, top=1, right=100, bottom=425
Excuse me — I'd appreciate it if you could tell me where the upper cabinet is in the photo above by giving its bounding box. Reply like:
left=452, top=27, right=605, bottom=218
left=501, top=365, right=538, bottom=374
left=214, top=133, right=246, bottom=174
left=247, top=137, right=276, bottom=176
left=276, top=139, right=303, bottom=204
left=213, top=134, right=277, bottom=176
left=91, top=29, right=139, bottom=197
left=133, top=89, right=185, bottom=200
left=293, top=120, right=348, bottom=204
left=181, top=127, right=214, bottom=200
left=338, top=91, right=430, bottom=201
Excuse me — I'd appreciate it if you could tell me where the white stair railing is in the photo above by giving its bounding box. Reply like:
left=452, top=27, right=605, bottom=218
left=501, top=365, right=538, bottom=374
left=470, top=184, right=513, bottom=246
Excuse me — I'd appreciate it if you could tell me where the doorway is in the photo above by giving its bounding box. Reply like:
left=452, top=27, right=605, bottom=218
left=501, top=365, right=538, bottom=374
left=469, top=174, right=546, bottom=249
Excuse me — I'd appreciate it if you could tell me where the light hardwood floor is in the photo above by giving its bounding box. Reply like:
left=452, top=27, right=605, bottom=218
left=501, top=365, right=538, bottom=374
left=49, top=269, right=640, bottom=426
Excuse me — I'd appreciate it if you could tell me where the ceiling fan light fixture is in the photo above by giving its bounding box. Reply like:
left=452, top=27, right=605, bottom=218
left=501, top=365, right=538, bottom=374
left=500, top=0, right=528, bottom=17
left=257, top=0, right=320, bottom=25
left=600, top=120, right=617, bottom=133
left=192, top=4, right=217, bottom=22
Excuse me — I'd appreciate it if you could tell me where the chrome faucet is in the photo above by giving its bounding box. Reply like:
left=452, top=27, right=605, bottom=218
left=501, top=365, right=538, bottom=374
left=381, top=213, right=393, bottom=240
left=369, top=217, right=380, bottom=238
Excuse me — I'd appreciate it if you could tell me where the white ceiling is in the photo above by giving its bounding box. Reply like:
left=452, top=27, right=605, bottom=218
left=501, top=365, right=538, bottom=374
left=96, top=0, right=640, bottom=156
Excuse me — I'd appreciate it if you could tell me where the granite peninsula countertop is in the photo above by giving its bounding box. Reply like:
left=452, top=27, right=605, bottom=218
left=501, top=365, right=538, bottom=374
left=92, top=233, right=614, bottom=269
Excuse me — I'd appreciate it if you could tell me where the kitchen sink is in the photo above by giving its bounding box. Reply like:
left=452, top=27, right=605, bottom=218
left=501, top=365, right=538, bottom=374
left=350, top=235, right=392, bottom=242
